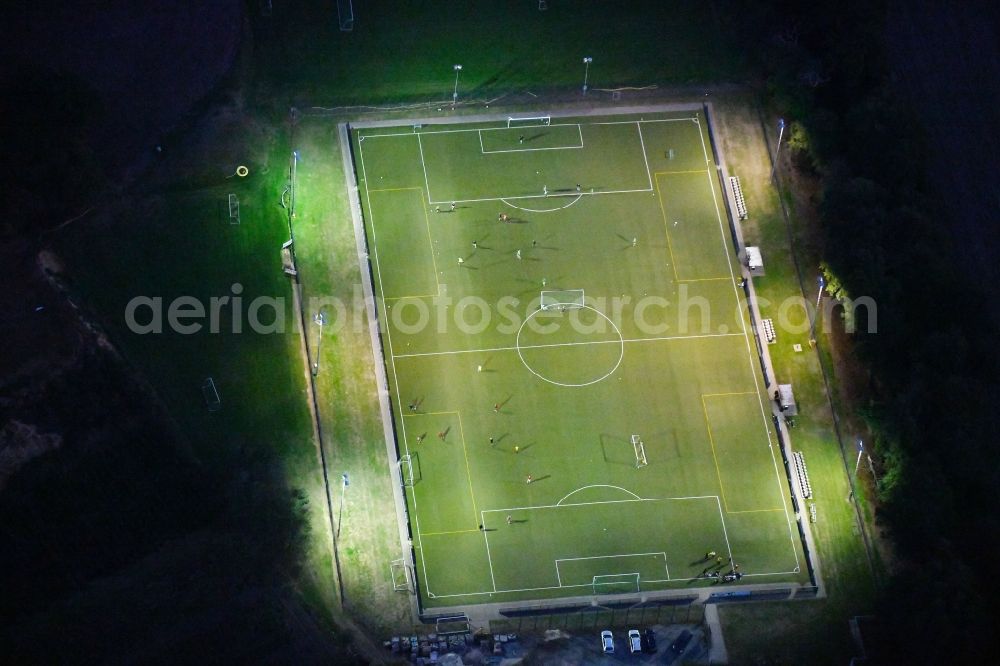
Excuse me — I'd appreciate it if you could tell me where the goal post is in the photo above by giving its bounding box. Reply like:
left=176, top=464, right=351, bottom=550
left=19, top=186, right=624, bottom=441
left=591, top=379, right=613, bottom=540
left=540, top=289, right=585, bottom=311
left=631, top=434, right=648, bottom=469
left=336, top=0, right=354, bottom=30
left=228, top=193, right=241, bottom=225
left=390, top=558, right=413, bottom=593
left=507, top=115, right=551, bottom=128
left=201, top=377, right=221, bottom=411
left=592, top=573, right=641, bottom=595
left=397, top=454, right=415, bottom=487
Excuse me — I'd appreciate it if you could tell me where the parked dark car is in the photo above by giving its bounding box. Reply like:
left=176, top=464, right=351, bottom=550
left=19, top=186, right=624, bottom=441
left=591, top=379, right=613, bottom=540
left=641, top=629, right=657, bottom=654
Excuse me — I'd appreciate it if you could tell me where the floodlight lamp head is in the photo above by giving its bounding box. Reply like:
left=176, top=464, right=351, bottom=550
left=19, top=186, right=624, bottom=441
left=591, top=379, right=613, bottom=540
left=454, top=64, right=462, bottom=70
left=583, top=57, right=592, bottom=63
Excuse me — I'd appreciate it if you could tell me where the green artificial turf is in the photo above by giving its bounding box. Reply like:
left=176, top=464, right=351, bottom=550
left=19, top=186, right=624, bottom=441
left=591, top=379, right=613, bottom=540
left=351, top=110, right=808, bottom=608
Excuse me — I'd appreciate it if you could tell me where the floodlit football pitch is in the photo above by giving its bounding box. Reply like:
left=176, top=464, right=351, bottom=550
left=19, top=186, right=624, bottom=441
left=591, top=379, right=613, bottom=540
left=349, top=108, right=808, bottom=609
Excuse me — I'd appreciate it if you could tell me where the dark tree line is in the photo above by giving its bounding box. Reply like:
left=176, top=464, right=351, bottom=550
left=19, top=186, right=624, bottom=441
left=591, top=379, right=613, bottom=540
left=0, top=62, right=357, bottom=662
left=727, top=0, right=1000, bottom=661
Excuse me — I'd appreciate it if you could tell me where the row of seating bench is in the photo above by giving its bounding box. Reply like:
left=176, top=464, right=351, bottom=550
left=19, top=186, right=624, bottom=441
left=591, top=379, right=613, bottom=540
left=729, top=176, right=748, bottom=220
left=793, top=451, right=813, bottom=499
left=761, top=318, right=776, bottom=344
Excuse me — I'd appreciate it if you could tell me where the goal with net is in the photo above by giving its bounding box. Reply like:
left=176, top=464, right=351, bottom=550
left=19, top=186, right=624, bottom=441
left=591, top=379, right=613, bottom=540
left=390, top=558, right=413, bottom=593
left=540, top=289, right=585, bottom=311
left=631, top=435, right=648, bottom=469
left=201, top=377, right=221, bottom=411
left=228, top=194, right=241, bottom=225
left=507, top=115, right=551, bottom=128
left=592, top=573, right=641, bottom=595
left=397, top=454, right=415, bottom=487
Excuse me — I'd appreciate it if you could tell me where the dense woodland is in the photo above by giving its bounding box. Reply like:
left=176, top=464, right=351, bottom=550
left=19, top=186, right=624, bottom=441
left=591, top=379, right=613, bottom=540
left=734, top=0, right=1000, bottom=661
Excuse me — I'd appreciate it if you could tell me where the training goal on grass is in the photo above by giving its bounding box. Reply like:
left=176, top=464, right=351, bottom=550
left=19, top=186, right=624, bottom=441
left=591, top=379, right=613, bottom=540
left=593, top=573, right=641, bottom=595
left=228, top=194, right=240, bottom=225
left=507, top=115, right=551, bottom=128
left=390, top=558, right=413, bottom=593
left=540, top=289, right=585, bottom=311
left=631, top=434, right=648, bottom=469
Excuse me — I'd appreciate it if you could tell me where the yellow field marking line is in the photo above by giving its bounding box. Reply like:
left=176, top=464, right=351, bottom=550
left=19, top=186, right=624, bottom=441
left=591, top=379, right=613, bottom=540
left=655, top=170, right=732, bottom=284
left=367, top=186, right=441, bottom=300
left=409, top=409, right=480, bottom=530
left=455, top=411, right=480, bottom=527
left=702, top=392, right=782, bottom=515
left=421, top=528, right=482, bottom=537
left=653, top=172, right=680, bottom=282
left=385, top=293, right=439, bottom=301
left=403, top=410, right=459, bottom=417
left=700, top=394, right=730, bottom=512
left=678, top=277, right=732, bottom=283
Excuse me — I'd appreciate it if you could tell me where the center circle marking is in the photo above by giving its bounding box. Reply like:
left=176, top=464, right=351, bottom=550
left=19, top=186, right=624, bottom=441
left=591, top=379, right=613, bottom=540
left=515, top=305, right=625, bottom=387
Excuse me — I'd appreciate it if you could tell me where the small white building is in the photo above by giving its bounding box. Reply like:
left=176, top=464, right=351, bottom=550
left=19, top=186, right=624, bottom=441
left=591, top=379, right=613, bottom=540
left=746, top=246, right=764, bottom=274
left=777, top=383, right=798, bottom=416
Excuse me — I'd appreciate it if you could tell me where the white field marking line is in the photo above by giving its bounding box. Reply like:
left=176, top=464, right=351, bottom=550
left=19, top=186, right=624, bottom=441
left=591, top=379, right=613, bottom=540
left=358, top=116, right=680, bottom=140
left=588, top=571, right=642, bottom=584
left=357, top=137, right=433, bottom=596
left=479, top=123, right=584, bottom=154
left=416, top=133, right=433, bottom=203
left=515, top=305, right=624, bottom=388
left=590, top=117, right=698, bottom=126
left=480, top=510, right=499, bottom=592
left=429, top=185, right=652, bottom=206
left=482, top=494, right=719, bottom=515
left=365, top=118, right=584, bottom=138
left=501, top=194, right=583, bottom=212
left=556, top=555, right=663, bottom=586
left=636, top=121, right=654, bottom=191
left=696, top=115, right=802, bottom=572
left=481, top=145, right=584, bottom=154
left=427, top=567, right=799, bottom=598
left=715, top=495, right=736, bottom=572
left=557, top=484, right=641, bottom=506
left=358, top=117, right=697, bottom=140
left=391, top=332, right=744, bottom=360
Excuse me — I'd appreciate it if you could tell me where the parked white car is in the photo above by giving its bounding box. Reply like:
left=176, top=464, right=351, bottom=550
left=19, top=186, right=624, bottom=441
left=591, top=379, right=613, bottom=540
left=600, top=630, right=614, bottom=653
left=628, top=629, right=642, bottom=653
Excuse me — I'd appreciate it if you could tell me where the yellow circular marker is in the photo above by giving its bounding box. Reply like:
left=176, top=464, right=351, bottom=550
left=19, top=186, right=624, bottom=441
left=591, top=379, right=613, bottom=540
left=235, top=165, right=249, bottom=177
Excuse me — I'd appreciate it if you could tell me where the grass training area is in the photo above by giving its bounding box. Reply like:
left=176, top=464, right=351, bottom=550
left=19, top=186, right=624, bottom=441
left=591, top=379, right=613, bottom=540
left=349, top=108, right=808, bottom=609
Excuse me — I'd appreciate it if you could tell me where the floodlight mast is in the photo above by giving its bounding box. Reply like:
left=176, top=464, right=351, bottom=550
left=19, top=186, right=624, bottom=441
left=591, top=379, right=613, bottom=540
left=312, top=310, right=327, bottom=376
left=770, top=117, right=786, bottom=181
left=809, top=274, right=824, bottom=344
left=452, top=64, right=463, bottom=107
left=582, top=57, right=593, bottom=95
left=337, top=472, right=349, bottom=537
